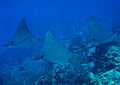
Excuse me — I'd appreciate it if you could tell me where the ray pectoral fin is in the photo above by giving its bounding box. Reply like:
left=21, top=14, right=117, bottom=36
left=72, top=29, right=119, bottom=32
left=102, top=33, right=120, bottom=43
left=12, top=18, right=31, bottom=45
left=41, top=31, right=70, bottom=66
left=9, top=18, right=40, bottom=48
left=89, top=16, right=112, bottom=42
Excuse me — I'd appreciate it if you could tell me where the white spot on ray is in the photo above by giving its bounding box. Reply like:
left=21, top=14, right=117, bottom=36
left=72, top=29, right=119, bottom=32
left=42, top=31, right=70, bottom=66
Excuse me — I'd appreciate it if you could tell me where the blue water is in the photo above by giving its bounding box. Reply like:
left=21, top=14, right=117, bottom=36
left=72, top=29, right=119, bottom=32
left=0, top=0, right=120, bottom=46
left=0, top=0, right=120, bottom=85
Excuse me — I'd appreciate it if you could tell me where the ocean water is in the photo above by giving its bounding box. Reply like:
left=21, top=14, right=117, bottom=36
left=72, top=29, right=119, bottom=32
left=0, top=0, right=120, bottom=85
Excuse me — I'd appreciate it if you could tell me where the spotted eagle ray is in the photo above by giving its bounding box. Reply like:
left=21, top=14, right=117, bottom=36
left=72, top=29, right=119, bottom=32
left=35, top=31, right=70, bottom=66
left=3, top=18, right=41, bottom=48
left=89, top=16, right=120, bottom=43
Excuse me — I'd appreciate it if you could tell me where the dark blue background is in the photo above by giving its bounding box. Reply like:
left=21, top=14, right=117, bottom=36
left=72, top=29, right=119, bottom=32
left=0, top=0, right=120, bottom=51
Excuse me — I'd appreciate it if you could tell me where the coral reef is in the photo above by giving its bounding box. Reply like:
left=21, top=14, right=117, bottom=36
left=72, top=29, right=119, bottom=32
left=91, top=69, right=120, bottom=85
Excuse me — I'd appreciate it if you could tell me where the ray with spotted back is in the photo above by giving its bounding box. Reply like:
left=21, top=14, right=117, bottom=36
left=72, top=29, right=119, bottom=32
left=3, top=18, right=41, bottom=48
left=89, top=16, right=112, bottom=43
left=11, top=18, right=32, bottom=46
left=41, top=31, right=70, bottom=66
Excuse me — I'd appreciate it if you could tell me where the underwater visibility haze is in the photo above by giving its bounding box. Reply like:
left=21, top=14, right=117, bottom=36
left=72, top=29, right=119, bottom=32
left=0, top=0, right=120, bottom=85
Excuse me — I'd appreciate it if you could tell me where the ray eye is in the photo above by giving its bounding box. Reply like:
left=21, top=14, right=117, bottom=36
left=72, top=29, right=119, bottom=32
left=41, top=55, right=43, bottom=58
left=11, top=41, right=13, bottom=45
left=92, top=38, right=95, bottom=41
